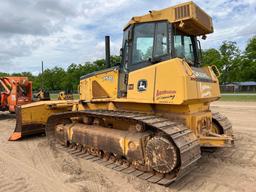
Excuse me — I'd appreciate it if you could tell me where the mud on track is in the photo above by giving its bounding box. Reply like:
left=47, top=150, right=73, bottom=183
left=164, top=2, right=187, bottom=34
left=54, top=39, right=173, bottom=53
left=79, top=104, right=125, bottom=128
left=0, top=101, right=256, bottom=192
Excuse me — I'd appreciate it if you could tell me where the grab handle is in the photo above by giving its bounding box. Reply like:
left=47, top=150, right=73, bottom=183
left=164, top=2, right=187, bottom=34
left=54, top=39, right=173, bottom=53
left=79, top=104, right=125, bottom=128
left=211, top=65, right=221, bottom=78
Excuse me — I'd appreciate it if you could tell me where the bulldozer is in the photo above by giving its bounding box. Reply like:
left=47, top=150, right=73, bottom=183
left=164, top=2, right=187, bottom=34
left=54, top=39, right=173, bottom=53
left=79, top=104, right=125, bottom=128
left=33, top=89, right=50, bottom=101
left=58, top=91, right=74, bottom=100
left=9, top=2, right=234, bottom=185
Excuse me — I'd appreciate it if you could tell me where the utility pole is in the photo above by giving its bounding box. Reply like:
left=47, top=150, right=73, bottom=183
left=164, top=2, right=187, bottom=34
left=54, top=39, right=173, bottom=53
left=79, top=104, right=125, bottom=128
left=41, top=61, right=44, bottom=90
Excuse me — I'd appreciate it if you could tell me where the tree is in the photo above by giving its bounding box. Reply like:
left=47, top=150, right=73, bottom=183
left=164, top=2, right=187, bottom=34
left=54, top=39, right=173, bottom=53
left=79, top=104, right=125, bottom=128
left=245, top=36, right=256, bottom=61
left=202, top=41, right=243, bottom=83
left=219, top=41, right=241, bottom=82
left=202, top=48, right=222, bottom=68
left=0, top=72, right=9, bottom=77
left=42, top=67, right=66, bottom=91
left=239, top=36, right=256, bottom=81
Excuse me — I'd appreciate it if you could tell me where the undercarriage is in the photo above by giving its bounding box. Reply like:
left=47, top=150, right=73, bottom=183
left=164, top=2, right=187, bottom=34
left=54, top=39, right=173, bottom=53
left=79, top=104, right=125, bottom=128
left=46, top=110, right=201, bottom=185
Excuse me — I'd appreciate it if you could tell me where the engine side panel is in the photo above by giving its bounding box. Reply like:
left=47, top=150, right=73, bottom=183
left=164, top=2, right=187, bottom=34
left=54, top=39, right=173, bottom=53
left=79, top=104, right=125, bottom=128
left=80, top=68, right=119, bottom=101
left=124, top=58, right=220, bottom=105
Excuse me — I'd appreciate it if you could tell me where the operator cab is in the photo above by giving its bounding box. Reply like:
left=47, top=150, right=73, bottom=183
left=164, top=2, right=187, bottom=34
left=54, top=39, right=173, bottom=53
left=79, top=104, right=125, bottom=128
left=118, top=21, right=202, bottom=97
left=117, top=0, right=214, bottom=98
left=121, top=21, right=201, bottom=73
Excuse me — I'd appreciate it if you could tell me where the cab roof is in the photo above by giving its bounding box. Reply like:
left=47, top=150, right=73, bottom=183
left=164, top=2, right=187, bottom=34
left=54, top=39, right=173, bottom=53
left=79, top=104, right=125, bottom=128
left=125, top=1, right=213, bottom=36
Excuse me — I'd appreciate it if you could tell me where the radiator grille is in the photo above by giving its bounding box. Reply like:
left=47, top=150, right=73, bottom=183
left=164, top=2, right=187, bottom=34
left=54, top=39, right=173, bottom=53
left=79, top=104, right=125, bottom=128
left=175, top=4, right=190, bottom=20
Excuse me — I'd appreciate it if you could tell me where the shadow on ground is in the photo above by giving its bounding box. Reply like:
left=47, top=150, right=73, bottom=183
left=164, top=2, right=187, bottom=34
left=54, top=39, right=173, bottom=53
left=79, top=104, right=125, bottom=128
left=0, top=112, right=16, bottom=120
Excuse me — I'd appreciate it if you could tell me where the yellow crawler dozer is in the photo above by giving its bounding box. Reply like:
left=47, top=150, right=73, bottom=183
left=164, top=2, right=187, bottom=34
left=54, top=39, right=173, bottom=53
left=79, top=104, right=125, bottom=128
left=10, top=1, right=234, bottom=186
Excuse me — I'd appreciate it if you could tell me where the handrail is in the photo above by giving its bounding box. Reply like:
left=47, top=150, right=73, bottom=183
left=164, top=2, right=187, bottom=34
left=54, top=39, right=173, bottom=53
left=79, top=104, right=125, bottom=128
left=211, top=65, right=221, bottom=78
left=182, top=59, right=194, bottom=77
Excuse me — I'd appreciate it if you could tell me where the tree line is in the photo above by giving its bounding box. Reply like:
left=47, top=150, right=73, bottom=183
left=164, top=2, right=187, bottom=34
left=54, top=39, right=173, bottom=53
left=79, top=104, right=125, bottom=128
left=0, top=36, right=255, bottom=92
left=202, top=36, right=256, bottom=83
left=0, top=56, right=121, bottom=92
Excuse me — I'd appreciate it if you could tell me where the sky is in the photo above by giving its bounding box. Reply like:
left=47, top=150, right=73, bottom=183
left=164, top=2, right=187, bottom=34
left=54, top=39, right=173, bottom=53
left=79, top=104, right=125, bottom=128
left=0, top=0, right=255, bottom=74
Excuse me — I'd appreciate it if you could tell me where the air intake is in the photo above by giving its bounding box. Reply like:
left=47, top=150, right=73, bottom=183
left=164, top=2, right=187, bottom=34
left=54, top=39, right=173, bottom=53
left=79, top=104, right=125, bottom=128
left=175, top=4, right=190, bottom=20
left=173, top=2, right=213, bottom=35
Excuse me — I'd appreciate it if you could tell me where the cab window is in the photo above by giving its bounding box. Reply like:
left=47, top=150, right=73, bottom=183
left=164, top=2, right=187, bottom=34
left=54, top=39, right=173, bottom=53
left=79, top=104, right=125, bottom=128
left=154, top=22, right=168, bottom=58
left=132, top=22, right=168, bottom=66
left=173, top=29, right=196, bottom=64
left=132, top=23, right=154, bottom=64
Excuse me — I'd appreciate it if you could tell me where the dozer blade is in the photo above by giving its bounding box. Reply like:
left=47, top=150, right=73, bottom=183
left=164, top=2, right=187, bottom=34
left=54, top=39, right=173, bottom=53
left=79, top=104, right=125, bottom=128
left=9, top=100, right=77, bottom=141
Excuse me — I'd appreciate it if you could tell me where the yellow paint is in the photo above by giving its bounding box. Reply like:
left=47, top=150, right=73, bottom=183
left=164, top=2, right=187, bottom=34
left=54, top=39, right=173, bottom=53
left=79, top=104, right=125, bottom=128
left=80, top=68, right=119, bottom=101
left=20, top=100, right=76, bottom=125
left=119, top=138, right=126, bottom=155
left=200, top=136, right=233, bottom=147
left=125, top=1, right=213, bottom=36
left=68, top=124, right=74, bottom=141
left=127, top=66, right=155, bottom=102
left=79, top=58, right=220, bottom=106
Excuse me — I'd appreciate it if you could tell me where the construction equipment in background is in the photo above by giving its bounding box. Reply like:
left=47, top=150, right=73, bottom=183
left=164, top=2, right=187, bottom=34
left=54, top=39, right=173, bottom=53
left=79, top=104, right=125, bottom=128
left=10, top=2, right=234, bottom=186
left=33, top=62, right=73, bottom=101
left=0, top=77, right=32, bottom=113
left=33, top=61, right=51, bottom=101
left=34, top=90, right=74, bottom=101
left=58, top=91, right=74, bottom=100
left=33, top=89, right=50, bottom=101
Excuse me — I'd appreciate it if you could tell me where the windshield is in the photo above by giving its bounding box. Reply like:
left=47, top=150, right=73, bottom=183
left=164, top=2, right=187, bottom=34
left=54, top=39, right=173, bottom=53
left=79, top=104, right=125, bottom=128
left=133, top=23, right=154, bottom=64
left=132, top=22, right=168, bottom=65
left=173, top=29, right=196, bottom=65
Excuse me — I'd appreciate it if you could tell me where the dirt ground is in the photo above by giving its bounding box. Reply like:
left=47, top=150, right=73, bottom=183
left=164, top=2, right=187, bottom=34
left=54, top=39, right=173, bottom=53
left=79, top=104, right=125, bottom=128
left=0, top=101, right=256, bottom=192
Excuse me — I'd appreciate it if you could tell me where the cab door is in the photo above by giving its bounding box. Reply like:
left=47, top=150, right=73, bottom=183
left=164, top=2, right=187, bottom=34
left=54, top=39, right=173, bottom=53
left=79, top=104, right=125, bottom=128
left=126, top=66, right=156, bottom=103
left=118, top=27, right=131, bottom=98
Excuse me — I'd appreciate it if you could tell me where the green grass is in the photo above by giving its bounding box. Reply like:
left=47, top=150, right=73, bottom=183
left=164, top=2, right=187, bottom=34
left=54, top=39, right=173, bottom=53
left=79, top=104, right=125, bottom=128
left=220, top=95, right=256, bottom=102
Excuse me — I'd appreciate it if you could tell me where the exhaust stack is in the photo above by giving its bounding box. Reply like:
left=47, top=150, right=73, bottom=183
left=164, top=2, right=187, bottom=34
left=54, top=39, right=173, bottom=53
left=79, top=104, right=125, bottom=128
left=105, top=36, right=111, bottom=68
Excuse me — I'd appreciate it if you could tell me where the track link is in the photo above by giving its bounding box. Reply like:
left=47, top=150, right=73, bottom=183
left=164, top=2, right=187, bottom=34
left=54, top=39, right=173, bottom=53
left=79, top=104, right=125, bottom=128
left=46, top=110, right=201, bottom=186
left=212, top=112, right=233, bottom=135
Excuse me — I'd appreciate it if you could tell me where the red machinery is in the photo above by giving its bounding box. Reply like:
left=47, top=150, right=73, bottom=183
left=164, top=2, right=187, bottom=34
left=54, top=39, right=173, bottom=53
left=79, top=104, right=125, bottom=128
left=0, top=77, right=32, bottom=113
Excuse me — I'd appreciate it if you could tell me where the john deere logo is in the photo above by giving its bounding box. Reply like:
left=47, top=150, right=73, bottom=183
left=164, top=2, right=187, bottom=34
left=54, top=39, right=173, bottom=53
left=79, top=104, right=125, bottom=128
left=137, top=80, right=147, bottom=92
